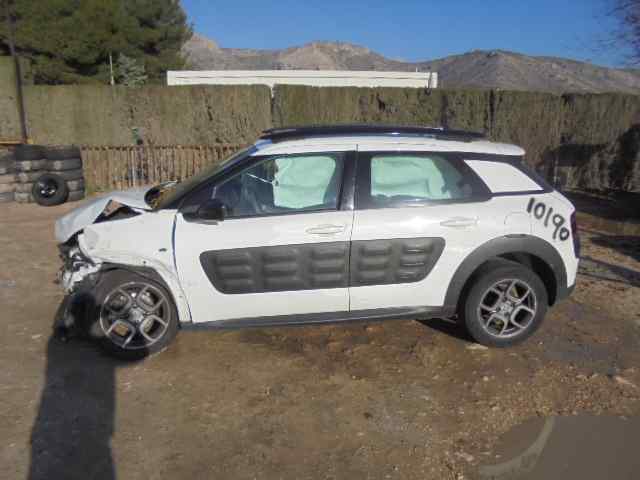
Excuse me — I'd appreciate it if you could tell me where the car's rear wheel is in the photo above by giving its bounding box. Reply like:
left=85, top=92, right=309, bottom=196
left=90, top=270, right=179, bottom=360
left=460, top=259, right=548, bottom=347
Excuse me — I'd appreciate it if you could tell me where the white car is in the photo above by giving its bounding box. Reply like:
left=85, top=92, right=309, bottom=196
left=55, top=125, right=580, bottom=359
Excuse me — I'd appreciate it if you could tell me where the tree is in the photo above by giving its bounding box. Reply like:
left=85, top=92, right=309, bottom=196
left=610, top=0, right=640, bottom=65
left=0, top=0, right=192, bottom=84
left=116, top=53, right=148, bottom=86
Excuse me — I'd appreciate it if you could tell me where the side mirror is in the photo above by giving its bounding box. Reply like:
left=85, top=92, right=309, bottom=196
left=197, top=199, right=228, bottom=222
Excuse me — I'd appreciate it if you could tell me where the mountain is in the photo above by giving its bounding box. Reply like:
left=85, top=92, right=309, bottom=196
left=182, top=34, right=640, bottom=94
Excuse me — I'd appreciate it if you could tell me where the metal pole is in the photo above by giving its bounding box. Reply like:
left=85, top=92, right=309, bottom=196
left=4, top=0, right=28, bottom=144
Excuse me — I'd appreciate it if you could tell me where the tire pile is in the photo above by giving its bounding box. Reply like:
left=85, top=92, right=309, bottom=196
left=0, top=145, right=85, bottom=206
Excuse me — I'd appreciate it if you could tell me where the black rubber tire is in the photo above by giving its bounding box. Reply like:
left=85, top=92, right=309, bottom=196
left=17, top=171, right=44, bottom=183
left=14, top=192, right=33, bottom=203
left=15, top=182, right=34, bottom=193
left=15, top=158, right=47, bottom=172
left=89, top=270, right=179, bottom=360
left=0, top=191, right=14, bottom=203
left=31, top=173, right=69, bottom=206
left=0, top=182, right=16, bottom=194
left=47, top=158, right=82, bottom=171
left=45, top=145, right=81, bottom=160
left=66, top=178, right=85, bottom=191
left=15, top=145, right=44, bottom=161
left=55, top=168, right=84, bottom=182
left=67, top=189, right=86, bottom=202
left=459, top=259, right=548, bottom=348
left=0, top=173, right=17, bottom=184
left=0, top=158, right=13, bottom=174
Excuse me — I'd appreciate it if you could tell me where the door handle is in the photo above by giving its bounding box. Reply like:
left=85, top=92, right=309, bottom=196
left=440, top=217, right=478, bottom=228
left=305, top=224, right=346, bottom=236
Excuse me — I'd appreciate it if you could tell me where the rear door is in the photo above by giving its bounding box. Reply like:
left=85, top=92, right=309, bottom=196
left=174, top=148, right=357, bottom=324
left=349, top=149, right=501, bottom=311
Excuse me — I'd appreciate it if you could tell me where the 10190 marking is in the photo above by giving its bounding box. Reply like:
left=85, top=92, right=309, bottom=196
left=527, top=198, right=570, bottom=241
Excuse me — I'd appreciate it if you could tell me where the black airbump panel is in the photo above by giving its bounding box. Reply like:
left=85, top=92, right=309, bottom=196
left=200, top=242, right=349, bottom=294
left=350, top=237, right=445, bottom=286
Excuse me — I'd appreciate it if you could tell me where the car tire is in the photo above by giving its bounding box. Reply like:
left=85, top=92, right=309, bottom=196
left=66, top=178, right=85, bottom=191
left=31, top=173, right=69, bottom=206
left=16, top=171, right=43, bottom=183
left=67, top=189, right=86, bottom=202
left=56, top=168, right=84, bottom=182
left=459, top=259, right=548, bottom=348
left=0, top=182, right=17, bottom=194
left=47, top=158, right=83, bottom=171
left=15, top=159, right=47, bottom=172
left=89, top=270, right=179, bottom=360
left=44, top=145, right=81, bottom=160
left=0, top=158, right=13, bottom=175
left=13, top=191, right=32, bottom=203
left=15, top=145, right=44, bottom=161
left=0, top=173, right=17, bottom=184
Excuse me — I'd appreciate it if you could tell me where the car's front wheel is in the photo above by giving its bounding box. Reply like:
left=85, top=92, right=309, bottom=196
left=90, top=270, right=179, bottom=360
left=460, top=259, right=548, bottom=347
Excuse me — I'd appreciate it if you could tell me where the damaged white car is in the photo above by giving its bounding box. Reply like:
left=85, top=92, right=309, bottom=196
left=56, top=125, right=579, bottom=359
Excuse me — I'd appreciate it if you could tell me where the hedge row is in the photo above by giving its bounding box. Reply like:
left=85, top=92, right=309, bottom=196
left=1, top=81, right=639, bottom=191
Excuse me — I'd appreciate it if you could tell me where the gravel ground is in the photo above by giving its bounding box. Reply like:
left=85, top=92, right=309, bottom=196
left=1, top=199, right=639, bottom=480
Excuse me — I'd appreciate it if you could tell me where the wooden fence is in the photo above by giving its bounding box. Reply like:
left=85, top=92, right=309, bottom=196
left=80, top=144, right=245, bottom=192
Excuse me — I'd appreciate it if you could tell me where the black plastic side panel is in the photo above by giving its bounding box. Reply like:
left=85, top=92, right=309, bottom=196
left=181, top=305, right=456, bottom=330
left=350, top=237, right=445, bottom=286
left=443, top=235, right=567, bottom=308
left=200, top=242, right=349, bottom=294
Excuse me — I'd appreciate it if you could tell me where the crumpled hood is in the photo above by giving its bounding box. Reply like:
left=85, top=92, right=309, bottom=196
left=55, top=187, right=153, bottom=243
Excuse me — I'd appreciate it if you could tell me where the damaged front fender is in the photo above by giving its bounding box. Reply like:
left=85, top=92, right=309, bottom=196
left=55, top=186, right=155, bottom=243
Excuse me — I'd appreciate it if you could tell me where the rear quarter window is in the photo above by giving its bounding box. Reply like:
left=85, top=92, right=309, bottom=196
left=465, top=159, right=545, bottom=193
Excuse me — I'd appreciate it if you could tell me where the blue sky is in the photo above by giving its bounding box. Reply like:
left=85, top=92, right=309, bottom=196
left=181, top=0, right=626, bottom=67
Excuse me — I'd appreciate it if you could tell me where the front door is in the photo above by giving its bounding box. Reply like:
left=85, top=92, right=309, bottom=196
left=174, top=149, right=356, bottom=323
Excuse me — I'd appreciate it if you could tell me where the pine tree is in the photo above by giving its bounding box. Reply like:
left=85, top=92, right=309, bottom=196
left=116, top=53, right=148, bottom=86
left=0, top=0, right=192, bottom=84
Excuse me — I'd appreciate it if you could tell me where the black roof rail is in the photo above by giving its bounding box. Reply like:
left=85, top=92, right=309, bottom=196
left=260, top=124, right=486, bottom=143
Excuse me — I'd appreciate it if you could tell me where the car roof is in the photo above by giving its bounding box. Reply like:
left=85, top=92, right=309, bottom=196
left=252, top=125, right=525, bottom=157
left=253, top=135, right=526, bottom=157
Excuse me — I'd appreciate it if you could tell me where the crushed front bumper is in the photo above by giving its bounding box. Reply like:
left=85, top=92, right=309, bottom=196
left=57, top=245, right=101, bottom=294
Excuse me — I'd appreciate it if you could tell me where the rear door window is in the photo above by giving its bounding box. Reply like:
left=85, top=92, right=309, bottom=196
left=357, top=152, right=488, bottom=209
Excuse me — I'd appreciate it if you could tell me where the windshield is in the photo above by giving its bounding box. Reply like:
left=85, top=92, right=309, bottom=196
left=152, top=145, right=256, bottom=209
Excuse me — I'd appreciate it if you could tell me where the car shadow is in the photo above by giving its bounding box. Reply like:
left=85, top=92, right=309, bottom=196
left=28, top=295, right=143, bottom=480
left=418, top=316, right=474, bottom=343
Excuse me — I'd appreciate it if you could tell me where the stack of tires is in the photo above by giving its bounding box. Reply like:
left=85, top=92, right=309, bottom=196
left=13, top=145, right=85, bottom=206
left=0, top=150, right=17, bottom=204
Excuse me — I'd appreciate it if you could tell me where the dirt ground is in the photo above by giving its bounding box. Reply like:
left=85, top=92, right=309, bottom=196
left=1, top=195, right=639, bottom=480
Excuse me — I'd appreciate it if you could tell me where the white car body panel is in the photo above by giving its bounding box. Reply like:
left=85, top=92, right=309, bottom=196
left=77, top=210, right=193, bottom=322
left=173, top=210, right=354, bottom=323
left=527, top=192, right=579, bottom=287
left=350, top=196, right=536, bottom=310
left=465, top=160, right=542, bottom=192
left=55, top=186, right=154, bottom=243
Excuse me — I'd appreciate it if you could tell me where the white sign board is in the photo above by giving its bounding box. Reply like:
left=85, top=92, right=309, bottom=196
left=167, top=70, right=438, bottom=90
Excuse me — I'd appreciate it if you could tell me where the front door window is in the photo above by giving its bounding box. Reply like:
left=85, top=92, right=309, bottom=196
left=212, top=153, right=345, bottom=218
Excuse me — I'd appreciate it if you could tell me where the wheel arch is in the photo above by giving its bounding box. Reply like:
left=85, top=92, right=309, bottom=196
left=96, top=263, right=190, bottom=325
left=444, top=235, right=567, bottom=309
